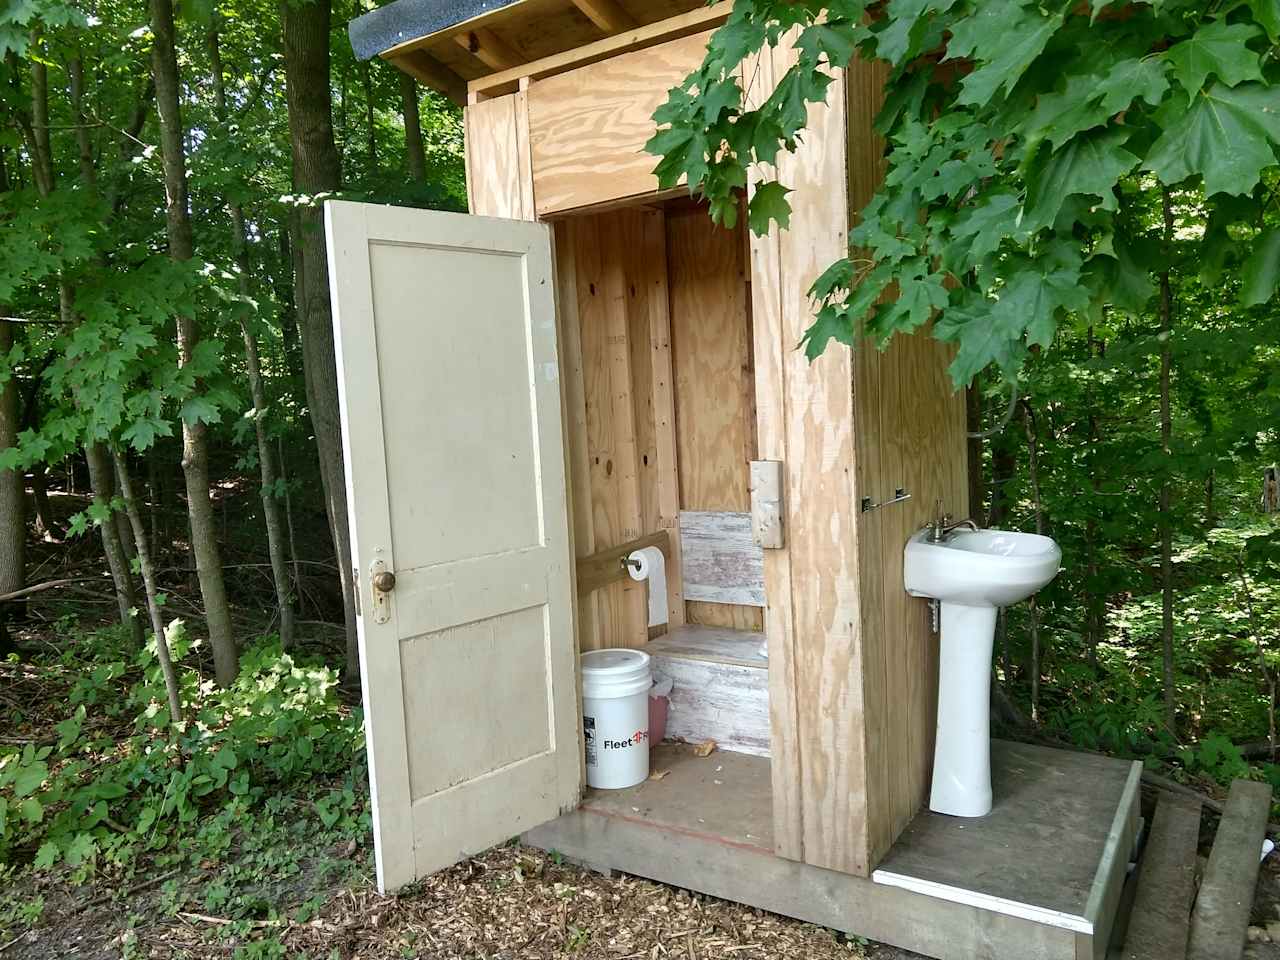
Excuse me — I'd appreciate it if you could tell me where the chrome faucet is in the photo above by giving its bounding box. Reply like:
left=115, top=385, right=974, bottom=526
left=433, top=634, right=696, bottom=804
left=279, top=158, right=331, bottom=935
left=924, top=498, right=979, bottom=543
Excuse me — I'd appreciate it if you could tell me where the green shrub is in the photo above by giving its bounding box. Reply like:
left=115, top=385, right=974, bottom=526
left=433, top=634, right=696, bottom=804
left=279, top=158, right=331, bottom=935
left=0, top=623, right=364, bottom=877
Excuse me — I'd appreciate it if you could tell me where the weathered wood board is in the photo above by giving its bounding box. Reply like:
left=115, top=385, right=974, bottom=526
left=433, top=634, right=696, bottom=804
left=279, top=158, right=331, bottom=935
left=648, top=625, right=769, bottom=757
left=1122, top=795, right=1201, bottom=960
left=678, top=511, right=765, bottom=607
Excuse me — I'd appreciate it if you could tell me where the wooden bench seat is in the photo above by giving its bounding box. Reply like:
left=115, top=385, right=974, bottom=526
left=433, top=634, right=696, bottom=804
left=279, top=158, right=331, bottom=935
left=647, top=625, right=769, bottom=757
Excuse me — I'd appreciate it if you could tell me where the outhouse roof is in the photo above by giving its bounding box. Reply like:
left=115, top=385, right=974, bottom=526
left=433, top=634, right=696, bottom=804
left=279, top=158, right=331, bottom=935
left=347, top=0, right=712, bottom=105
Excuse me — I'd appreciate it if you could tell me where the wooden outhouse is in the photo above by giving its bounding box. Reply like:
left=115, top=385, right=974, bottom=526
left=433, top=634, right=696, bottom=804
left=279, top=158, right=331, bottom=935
left=330, top=3, right=1142, bottom=958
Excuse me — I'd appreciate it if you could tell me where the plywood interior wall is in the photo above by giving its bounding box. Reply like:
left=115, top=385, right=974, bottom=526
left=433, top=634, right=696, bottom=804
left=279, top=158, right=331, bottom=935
left=665, top=201, right=761, bottom=632
left=552, top=199, right=760, bottom=649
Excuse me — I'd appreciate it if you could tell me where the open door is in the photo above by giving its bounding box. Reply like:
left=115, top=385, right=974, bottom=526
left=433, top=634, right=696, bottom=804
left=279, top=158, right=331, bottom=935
left=324, top=200, right=581, bottom=893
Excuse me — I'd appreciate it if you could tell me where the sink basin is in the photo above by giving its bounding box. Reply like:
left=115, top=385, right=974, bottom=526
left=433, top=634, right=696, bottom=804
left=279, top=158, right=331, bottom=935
left=904, top=529, right=1061, bottom=607
left=903, top=526, right=1062, bottom=819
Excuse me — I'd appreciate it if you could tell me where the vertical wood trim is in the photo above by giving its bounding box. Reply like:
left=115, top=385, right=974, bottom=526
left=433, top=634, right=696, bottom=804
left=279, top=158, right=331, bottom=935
left=603, top=221, right=648, bottom=645
left=772, top=39, right=868, bottom=877
left=744, top=47, right=804, bottom=864
left=513, top=89, right=535, bottom=218
left=463, top=92, right=534, bottom=219
left=643, top=208, right=686, bottom=628
left=556, top=219, right=600, bottom=656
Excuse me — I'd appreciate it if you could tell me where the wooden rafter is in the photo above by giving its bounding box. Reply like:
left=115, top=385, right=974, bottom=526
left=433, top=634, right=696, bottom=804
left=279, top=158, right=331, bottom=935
left=469, top=0, right=732, bottom=98
left=389, top=49, right=467, bottom=105
left=454, top=27, right=522, bottom=72
left=569, top=0, right=637, bottom=33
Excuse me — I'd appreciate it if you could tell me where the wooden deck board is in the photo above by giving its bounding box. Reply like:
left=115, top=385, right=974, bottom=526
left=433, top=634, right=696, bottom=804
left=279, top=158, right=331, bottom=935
left=1122, top=795, right=1201, bottom=960
left=1187, top=779, right=1272, bottom=960
left=874, top=742, right=1136, bottom=925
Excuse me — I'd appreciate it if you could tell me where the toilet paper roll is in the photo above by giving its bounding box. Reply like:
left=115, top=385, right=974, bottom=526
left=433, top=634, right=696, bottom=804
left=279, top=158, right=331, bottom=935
left=626, top=546, right=668, bottom=628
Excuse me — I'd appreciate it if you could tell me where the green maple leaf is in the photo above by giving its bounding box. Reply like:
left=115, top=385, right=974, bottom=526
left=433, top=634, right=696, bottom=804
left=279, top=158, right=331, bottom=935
left=1096, top=58, right=1171, bottom=115
left=874, top=264, right=949, bottom=337
left=698, top=77, right=740, bottom=125
left=1024, top=128, right=1140, bottom=232
left=1164, top=20, right=1263, bottom=102
left=1146, top=82, right=1280, bottom=196
left=180, top=396, right=222, bottom=426
left=797, top=22, right=858, bottom=68
left=947, top=190, right=1023, bottom=268
left=946, top=0, right=1063, bottom=107
left=748, top=181, right=792, bottom=236
left=937, top=245, right=1087, bottom=383
left=1085, top=235, right=1155, bottom=315
left=1241, top=228, right=1280, bottom=306
left=801, top=262, right=895, bottom=360
left=1251, top=0, right=1280, bottom=42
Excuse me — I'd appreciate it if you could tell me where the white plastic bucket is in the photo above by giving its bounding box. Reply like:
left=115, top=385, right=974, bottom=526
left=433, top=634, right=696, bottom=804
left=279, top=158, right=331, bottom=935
left=581, top=649, right=651, bottom=789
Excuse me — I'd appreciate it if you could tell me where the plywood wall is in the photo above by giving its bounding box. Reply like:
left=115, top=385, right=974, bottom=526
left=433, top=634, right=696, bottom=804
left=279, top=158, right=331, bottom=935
left=665, top=202, right=762, bottom=632
left=846, top=60, right=969, bottom=867
left=746, top=41, right=870, bottom=876
left=551, top=207, right=689, bottom=650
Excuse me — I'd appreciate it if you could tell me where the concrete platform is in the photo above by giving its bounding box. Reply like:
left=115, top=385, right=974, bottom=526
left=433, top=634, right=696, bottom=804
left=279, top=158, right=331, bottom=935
left=524, top=740, right=1141, bottom=960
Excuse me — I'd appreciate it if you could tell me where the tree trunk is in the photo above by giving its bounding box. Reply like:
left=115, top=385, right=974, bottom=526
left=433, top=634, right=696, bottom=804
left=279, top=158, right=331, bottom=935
left=399, top=72, right=427, bottom=183
left=0, top=320, right=24, bottom=609
left=1158, top=188, right=1177, bottom=736
left=1022, top=399, right=1045, bottom=724
left=86, top=443, right=145, bottom=648
left=282, top=0, right=358, bottom=681
left=209, top=25, right=296, bottom=650
left=151, top=0, right=239, bottom=686
left=1084, top=329, right=1103, bottom=673
left=113, top=451, right=183, bottom=723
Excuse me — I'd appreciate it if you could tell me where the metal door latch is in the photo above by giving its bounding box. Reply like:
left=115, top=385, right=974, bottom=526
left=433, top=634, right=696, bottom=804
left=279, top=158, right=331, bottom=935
left=861, top=488, right=912, bottom=512
left=369, top=558, right=395, bottom=625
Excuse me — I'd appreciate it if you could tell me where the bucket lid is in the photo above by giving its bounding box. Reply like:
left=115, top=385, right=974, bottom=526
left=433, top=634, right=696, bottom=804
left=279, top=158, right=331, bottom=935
left=581, top=648, right=650, bottom=681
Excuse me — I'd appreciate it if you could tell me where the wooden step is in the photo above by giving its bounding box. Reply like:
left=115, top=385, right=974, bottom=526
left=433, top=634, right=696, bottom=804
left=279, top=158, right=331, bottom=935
left=647, top=625, right=769, bottom=757
left=1187, top=779, right=1272, bottom=960
left=1121, top=795, right=1201, bottom=959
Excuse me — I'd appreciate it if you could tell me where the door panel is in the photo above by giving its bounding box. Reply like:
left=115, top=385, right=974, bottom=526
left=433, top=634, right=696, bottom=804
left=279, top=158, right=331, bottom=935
left=325, top=200, right=581, bottom=893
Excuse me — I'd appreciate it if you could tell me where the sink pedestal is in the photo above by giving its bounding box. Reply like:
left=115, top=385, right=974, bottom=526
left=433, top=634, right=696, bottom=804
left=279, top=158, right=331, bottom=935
left=930, top=603, right=998, bottom=818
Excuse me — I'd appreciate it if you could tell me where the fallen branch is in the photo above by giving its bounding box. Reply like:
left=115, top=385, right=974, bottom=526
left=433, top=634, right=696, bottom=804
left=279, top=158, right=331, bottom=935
left=179, top=911, right=284, bottom=929
left=0, top=578, right=101, bottom=603
left=81, top=869, right=181, bottom=910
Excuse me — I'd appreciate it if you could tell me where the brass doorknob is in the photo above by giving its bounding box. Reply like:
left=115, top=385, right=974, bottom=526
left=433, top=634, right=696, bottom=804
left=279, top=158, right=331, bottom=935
left=372, top=571, right=397, bottom=593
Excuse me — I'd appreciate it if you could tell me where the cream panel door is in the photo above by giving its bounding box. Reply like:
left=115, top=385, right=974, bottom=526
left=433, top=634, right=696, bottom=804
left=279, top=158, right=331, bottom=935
left=325, top=200, right=581, bottom=893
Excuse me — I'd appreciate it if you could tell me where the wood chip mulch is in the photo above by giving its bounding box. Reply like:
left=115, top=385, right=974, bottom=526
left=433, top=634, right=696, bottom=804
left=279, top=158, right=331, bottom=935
left=145, top=845, right=872, bottom=959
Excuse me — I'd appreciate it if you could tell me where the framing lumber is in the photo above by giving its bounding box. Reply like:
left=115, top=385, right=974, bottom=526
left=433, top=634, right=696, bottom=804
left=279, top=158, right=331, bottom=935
left=570, top=0, right=636, bottom=33
left=389, top=49, right=466, bottom=105
left=743, top=43, right=804, bottom=863
left=455, top=27, right=523, bottom=71
left=468, top=1, right=731, bottom=97
left=574, top=529, right=669, bottom=596
left=641, top=210, right=686, bottom=628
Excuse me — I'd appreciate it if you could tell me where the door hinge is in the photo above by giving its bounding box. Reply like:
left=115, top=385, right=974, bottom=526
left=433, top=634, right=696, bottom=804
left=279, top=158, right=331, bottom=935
left=352, top=566, right=361, bottom=618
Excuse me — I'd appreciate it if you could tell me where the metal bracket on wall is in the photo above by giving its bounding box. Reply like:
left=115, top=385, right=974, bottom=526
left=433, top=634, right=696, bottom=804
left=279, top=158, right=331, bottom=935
left=860, top=488, right=912, bottom=513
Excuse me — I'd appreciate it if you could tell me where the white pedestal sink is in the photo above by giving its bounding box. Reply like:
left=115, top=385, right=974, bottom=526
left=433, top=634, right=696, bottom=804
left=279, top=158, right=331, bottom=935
left=904, top=528, right=1062, bottom=817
